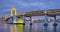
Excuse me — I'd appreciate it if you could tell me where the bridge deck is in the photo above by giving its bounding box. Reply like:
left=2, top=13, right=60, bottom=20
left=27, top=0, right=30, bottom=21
left=16, top=9, right=60, bottom=17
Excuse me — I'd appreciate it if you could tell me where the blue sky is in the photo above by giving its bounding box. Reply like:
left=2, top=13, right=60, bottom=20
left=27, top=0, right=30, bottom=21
left=0, top=0, right=60, bottom=17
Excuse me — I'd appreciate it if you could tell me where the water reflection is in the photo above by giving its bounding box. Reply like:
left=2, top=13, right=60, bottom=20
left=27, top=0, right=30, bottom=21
left=0, top=22, right=60, bottom=32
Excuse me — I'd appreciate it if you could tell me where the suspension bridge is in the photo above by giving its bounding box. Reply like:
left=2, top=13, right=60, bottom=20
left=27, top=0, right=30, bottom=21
left=0, top=8, right=60, bottom=20
left=0, top=8, right=60, bottom=32
left=0, top=8, right=60, bottom=23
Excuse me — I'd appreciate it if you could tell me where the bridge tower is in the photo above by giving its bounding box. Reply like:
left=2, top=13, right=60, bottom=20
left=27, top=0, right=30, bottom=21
left=4, top=14, right=11, bottom=23
left=5, top=14, right=8, bottom=20
left=10, top=7, right=17, bottom=23
left=10, top=7, right=17, bottom=16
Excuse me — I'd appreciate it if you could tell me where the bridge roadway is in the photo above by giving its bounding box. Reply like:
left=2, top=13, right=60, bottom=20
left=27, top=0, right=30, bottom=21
left=17, top=9, right=60, bottom=16
left=0, top=9, right=60, bottom=23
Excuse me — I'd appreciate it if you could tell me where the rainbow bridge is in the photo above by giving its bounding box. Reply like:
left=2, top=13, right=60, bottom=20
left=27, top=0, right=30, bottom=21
left=0, top=8, right=60, bottom=32
left=0, top=9, right=60, bottom=23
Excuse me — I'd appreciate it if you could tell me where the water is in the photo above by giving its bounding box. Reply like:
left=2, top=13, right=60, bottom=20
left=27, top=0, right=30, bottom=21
left=0, top=22, right=60, bottom=32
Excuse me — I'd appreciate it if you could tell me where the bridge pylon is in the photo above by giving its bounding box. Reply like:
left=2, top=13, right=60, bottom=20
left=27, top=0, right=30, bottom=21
left=10, top=7, right=17, bottom=16
left=5, top=14, right=8, bottom=20
left=10, top=7, right=17, bottom=23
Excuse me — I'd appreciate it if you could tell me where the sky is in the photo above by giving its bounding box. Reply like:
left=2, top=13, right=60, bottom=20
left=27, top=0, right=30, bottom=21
left=0, top=0, right=60, bottom=17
